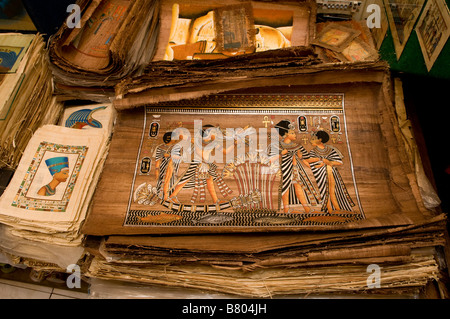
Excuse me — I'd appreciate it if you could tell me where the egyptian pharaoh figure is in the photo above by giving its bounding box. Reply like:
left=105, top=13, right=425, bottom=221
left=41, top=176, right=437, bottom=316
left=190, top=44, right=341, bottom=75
left=270, top=120, right=320, bottom=214
left=37, top=156, right=70, bottom=196
left=168, top=125, right=233, bottom=204
left=60, top=0, right=130, bottom=70
left=308, top=130, right=355, bottom=213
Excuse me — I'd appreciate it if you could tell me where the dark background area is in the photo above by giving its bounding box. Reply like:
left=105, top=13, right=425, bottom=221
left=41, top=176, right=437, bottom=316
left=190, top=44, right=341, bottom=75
left=22, top=0, right=73, bottom=39
left=397, top=73, right=450, bottom=214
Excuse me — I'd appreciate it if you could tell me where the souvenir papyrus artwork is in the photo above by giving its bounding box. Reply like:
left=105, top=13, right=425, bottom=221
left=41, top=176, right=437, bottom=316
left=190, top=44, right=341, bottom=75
left=415, top=0, right=450, bottom=71
left=384, top=0, right=426, bottom=59
left=126, top=95, right=365, bottom=228
left=312, top=21, right=379, bottom=64
left=335, top=37, right=379, bottom=62
left=84, top=75, right=446, bottom=297
left=0, top=33, right=34, bottom=117
left=0, top=33, right=62, bottom=170
left=49, top=0, right=159, bottom=102
left=154, top=0, right=314, bottom=61
left=0, top=119, right=112, bottom=245
left=311, top=23, right=361, bottom=52
left=83, top=69, right=434, bottom=235
left=0, top=125, right=100, bottom=220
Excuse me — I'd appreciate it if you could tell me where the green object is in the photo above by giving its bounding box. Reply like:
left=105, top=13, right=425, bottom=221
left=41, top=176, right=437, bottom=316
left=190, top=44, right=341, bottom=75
left=0, top=263, right=16, bottom=274
left=379, top=0, right=450, bottom=80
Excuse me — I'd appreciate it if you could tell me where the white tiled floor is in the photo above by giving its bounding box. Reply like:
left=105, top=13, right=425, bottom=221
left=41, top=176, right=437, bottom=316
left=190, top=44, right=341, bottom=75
left=0, top=278, right=89, bottom=299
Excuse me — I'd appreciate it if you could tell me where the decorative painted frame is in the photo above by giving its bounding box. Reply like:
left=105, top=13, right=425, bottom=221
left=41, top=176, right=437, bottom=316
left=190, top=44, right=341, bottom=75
left=11, top=142, right=88, bottom=212
left=311, top=23, right=361, bottom=52
left=384, top=0, right=426, bottom=60
left=415, top=0, right=450, bottom=71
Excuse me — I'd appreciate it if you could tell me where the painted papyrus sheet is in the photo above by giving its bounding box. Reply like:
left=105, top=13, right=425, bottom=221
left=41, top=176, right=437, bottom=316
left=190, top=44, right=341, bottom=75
left=161, top=0, right=310, bottom=61
left=416, top=0, right=450, bottom=71
left=11, top=142, right=87, bottom=212
left=384, top=0, right=426, bottom=59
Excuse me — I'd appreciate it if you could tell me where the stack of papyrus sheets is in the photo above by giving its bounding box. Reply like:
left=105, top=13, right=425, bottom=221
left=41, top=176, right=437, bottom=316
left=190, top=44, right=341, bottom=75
left=0, top=0, right=446, bottom=298
left=0, top=33, right=63, bottom=171
left=0, top=104, right=116, bottom=248
left=48, top=0, right=160, bottom=102
left=82, top=62, right=447, bottom=298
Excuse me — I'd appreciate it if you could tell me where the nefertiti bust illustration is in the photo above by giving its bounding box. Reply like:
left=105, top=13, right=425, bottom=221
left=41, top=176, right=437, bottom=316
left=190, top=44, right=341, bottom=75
left=37, top=157, right=70, bottom=196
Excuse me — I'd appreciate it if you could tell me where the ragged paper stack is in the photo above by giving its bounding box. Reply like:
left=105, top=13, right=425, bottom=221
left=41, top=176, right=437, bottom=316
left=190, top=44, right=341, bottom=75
left=0, top=0, right=445, bottom=299
left=89, top=216, right=446, bottom=298
left=74, top=0, right=448, bottom=298
left=114, top=0, right=318, bottom=109
left=48, top=0, right=160, bottom=102
left=113, top=8, right=382, bottom=111
left=82, top=61, right=448, bottom=298
left=0, top=104, right=116, bottom=247
left=0, top=33, right=63, bottom=171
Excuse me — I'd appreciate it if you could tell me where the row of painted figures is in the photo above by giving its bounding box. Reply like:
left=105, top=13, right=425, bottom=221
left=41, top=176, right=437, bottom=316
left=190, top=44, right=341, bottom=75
left=152, top=120, right=356, bottom=215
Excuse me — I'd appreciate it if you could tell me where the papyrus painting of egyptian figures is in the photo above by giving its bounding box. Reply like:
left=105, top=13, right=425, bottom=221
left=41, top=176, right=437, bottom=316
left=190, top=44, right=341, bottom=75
left=125, top=94, right=365, bottom=228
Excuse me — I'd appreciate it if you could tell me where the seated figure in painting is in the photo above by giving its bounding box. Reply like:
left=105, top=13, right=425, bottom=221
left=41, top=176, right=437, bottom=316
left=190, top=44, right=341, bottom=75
left=270, top=120, right=320, bottom=214
left=168, top=125, right=233, bottom=204
left=37, top=156, right=70, bottom=196
left=307, top=130, right=355, bottom=214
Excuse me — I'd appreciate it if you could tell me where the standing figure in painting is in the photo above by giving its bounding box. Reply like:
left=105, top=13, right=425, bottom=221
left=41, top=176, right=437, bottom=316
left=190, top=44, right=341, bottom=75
left=168, top=125, right=233, bottom=205
left=37, top=157, right=70, bottom=196
left=154, top=131, right=182, bottom=201
left=270, top=120, right=320, bottom=214
left=308, top=130, right=355, bottom=213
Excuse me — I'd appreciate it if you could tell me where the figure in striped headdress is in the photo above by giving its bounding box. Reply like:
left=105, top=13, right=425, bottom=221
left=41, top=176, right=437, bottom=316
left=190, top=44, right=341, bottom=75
left=64, top=106, right=106, bottom=129
left=269, top=120, right=320, bottom=214
left=168, top=125, right=233, bottom=205
left=37, top=156, right=70, bottom=196
left=307, top=130, right=355, bottom=213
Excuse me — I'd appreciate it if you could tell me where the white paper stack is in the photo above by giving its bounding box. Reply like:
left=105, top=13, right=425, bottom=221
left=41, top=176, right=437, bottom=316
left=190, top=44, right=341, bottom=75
left=0, top=104, right=115, bottom=246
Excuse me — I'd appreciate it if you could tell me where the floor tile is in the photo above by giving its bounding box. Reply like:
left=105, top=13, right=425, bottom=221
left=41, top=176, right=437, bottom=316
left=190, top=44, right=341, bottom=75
left=0, top=281, right=51, bottom=299
left=52, top=287, right=89, bottom=299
